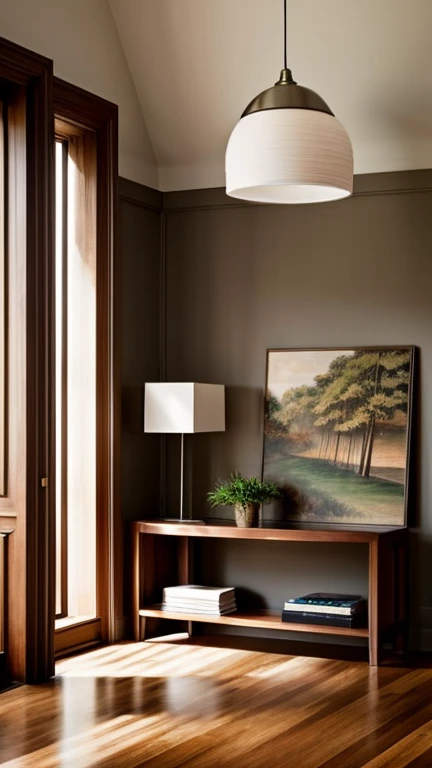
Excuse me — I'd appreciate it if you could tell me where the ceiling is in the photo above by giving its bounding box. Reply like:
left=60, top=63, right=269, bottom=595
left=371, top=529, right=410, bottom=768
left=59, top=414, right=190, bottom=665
left=109, top=0, right=432, bottom=192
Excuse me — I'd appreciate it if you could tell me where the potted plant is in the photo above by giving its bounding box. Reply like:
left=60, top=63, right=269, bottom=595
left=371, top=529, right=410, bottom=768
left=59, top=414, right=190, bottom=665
left=207, top=473, right=281, bottom=528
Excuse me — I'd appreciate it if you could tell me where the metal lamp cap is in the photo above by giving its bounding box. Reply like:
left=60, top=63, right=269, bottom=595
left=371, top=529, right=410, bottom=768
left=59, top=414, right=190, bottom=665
left=241, top=69, right=334, bottom=118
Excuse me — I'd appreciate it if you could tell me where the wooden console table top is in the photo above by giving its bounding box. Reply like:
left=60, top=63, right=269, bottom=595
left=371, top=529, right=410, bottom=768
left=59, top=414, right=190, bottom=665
left=134, top=519, right=406, bottom=543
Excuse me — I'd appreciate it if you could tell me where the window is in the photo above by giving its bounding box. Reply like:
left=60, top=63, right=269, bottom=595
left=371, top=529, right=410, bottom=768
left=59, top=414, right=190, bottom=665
left=55, top=138, right=66, bottom=617
left=53, top=80, right=119, bottom=655
left=55, top=127, right=97, bottom=624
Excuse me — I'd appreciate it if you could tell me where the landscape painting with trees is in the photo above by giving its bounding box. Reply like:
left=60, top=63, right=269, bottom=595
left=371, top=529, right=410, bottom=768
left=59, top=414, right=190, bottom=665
left=263, top=347, right=414, bottom=526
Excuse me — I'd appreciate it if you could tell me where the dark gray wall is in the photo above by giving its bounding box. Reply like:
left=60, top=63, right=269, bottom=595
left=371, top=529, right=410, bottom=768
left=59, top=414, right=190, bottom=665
left=119, top=178, right=162, bottom=520
left=163, top=171, right=432, bottom=649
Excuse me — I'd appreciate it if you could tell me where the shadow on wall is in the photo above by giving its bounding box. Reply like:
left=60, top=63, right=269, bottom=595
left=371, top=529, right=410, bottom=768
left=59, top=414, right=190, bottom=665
left=408, top=345, right=421, bottom=529
left=409, top=532, right=432, bottom=652
left=122, top=384, right=161, bottom=519
left=191, top=386, right=265, bottom=520
left=121, top=384, right=144, bottom=431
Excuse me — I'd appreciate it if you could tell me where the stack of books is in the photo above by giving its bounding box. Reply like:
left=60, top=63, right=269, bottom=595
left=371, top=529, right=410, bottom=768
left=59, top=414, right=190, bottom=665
left=161, top=585, right=237, bottom=616
left=281, top=592, right=366, bottom=628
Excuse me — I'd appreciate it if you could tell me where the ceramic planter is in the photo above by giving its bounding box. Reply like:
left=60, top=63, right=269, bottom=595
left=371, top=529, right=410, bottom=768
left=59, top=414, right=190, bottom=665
left=234, top=502, right=259, bottom=528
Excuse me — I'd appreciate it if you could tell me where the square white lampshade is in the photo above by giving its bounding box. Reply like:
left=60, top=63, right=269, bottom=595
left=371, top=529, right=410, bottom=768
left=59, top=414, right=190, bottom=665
left=144, top=383, right=225, bottom=434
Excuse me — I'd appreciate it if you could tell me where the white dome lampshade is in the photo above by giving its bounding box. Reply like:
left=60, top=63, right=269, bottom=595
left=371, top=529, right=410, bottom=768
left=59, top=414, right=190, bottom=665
left=225, top=6, right=353, bottom=205
left=226, top=106, right=353, bottom=204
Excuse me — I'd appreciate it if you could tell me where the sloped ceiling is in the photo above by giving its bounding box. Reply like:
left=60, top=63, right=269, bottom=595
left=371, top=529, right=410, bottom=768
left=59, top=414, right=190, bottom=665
left=109, top=0, right=432, bottom=192
left=0, top=0, right=158, bottom=187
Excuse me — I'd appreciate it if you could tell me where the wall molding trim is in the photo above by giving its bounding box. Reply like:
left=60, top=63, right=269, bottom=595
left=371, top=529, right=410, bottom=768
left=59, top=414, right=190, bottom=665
left=119, top=177, right=162, bottom=212
left=162, top=169, right=432, bottom=213
left=120, top=167, right=432, bottom=216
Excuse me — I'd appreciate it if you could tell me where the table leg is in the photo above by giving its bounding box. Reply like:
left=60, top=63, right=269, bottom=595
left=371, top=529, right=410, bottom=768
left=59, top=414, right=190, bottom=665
left=178, top=537, right=192, bottom=584
left=368, top=539, right=379, bottom=666
left=132, top=526, right=140, bottom=642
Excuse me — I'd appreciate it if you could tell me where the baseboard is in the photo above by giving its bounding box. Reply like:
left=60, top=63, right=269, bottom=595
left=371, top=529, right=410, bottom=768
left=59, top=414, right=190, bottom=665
left=417, top=608, right=432, bottom=652
left=0, top=651, right=9, bottom=690
left=115, top=616, right=127, bottom=642
left=419, top=629, right=432, bottom=652
left=54, top=617, right=101, bottom=658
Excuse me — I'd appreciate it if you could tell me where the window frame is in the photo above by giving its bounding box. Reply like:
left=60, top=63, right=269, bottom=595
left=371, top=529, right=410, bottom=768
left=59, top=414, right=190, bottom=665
left=53, top=78, right=119, bottom=651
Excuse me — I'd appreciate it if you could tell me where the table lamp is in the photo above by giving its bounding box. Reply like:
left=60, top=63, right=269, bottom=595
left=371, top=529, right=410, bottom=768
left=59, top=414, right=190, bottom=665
left=144, top=382, right=225, bottom=523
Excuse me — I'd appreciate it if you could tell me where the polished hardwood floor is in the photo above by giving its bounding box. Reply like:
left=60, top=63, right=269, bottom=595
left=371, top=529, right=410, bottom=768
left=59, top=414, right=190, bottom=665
left=1, top=637, right=432, bottom=767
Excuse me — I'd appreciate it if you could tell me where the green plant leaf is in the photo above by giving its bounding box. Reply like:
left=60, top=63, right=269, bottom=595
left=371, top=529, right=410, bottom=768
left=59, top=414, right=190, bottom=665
left=207, top=472, right=281, bottom=509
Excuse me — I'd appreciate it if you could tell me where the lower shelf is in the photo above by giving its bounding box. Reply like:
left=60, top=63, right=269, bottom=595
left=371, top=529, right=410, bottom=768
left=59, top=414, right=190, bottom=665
left=139, top=607, right=369, bottom=638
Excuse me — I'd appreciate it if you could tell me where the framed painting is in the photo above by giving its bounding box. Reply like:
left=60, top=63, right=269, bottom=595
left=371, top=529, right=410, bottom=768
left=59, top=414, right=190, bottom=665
left=262, top=347, right=415, bottom=526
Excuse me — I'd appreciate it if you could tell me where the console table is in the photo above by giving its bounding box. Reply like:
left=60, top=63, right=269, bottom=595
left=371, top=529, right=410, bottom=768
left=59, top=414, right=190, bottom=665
left=131, top=521, right=408, bottom=666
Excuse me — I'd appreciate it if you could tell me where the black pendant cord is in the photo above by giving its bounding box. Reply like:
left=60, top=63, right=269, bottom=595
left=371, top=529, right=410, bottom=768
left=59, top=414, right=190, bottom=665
left=283, top=0, right=287, bottom=70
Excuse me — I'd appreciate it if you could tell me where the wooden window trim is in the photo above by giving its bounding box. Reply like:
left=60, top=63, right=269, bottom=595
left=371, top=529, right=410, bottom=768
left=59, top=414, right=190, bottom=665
left=53, top=78, right=120, bottom=647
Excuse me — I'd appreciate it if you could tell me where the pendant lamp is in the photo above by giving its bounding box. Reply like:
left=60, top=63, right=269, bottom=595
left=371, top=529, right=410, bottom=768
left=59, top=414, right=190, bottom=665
left=225, top=0, right=353, bottom=204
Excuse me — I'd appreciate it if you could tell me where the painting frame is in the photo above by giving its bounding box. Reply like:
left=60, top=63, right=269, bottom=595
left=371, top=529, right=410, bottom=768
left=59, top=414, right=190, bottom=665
left=262, top=346, right=415, bottom=527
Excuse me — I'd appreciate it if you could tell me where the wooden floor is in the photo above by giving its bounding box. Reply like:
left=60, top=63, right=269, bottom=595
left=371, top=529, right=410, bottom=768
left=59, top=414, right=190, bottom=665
left=1, top=638, right=432, bottom=767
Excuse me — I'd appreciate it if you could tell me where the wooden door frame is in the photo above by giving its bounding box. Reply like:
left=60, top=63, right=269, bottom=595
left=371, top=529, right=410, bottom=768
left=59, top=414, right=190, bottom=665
left=0, top=37, right=54, bottom=683
left=0, top=39, right=120, bottom=680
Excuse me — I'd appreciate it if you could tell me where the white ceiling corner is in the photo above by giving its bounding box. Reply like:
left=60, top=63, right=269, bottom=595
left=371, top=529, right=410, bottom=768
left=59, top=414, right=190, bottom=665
left=109, top=0, right=432, bottom=192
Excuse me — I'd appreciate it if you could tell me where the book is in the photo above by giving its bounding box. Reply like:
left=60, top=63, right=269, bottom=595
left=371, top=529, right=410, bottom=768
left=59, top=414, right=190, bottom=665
left=284, top=593, right=365, bottom=616
left=161, top=603, right=236, bottom=616
left=162, top=585, right=235, bottom=604
left=281, top=610, right=365, bottom=628
left=161, top=597, right=237, bottom=609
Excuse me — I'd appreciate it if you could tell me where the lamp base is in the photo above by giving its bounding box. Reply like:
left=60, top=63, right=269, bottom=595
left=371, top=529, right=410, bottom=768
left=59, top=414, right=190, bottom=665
left=160, top=518, right=206, bottom=525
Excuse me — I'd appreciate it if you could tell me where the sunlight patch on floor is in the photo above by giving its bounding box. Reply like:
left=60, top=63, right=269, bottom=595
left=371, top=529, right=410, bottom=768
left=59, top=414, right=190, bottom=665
left=56, top=641, right=257, bottom=679
left=245, top=654, right=320, bottom=679
left=0, top=714, right=152, bottom=768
